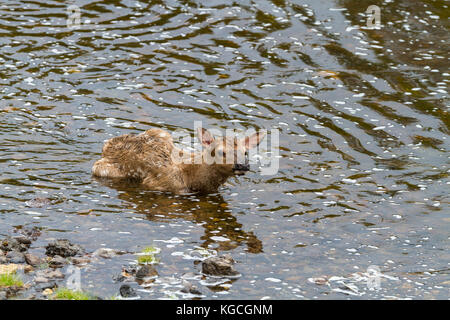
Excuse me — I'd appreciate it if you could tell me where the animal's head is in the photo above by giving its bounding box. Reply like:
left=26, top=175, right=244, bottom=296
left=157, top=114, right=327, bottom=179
left=197, top=128, right=266, bottom=176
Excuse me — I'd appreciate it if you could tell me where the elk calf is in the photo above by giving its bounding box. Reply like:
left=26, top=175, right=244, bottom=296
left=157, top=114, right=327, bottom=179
left=92, top=128, right=265, bottom=194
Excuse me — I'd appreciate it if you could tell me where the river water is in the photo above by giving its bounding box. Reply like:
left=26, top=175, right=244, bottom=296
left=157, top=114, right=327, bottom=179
left=0, top=0, right=448, bottom=299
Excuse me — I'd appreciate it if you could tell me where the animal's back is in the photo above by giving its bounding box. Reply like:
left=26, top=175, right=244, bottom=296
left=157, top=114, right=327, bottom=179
left=92, top=128, right=175, bottom=180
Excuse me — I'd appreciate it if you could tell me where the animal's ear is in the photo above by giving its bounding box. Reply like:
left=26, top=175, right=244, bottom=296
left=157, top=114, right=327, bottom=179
left=197, top=127, right=215, bottom=147
left=244, top=131, right=266, bottom=150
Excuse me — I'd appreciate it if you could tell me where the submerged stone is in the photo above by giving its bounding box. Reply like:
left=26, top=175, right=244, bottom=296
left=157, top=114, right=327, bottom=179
left=135, top=265, right=158, bottom=280
left=6, top=251, right=25, bottom=264
left=24, top=253, right=43, bottom=267
left=119, top=284, right=137, bottom=298
left=45, top=240, right=83, bottom=257
left=201, top=254, right=239, bottom=277
left=0, top=236, right=30, bottom=253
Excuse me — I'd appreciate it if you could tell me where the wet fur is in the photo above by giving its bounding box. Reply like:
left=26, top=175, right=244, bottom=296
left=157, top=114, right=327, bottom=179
left=92, top=128, right=246, bottom=194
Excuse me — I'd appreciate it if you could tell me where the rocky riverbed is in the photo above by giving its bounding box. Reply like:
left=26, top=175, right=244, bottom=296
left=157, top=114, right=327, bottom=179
left=0, top=228, right=240, bottom=300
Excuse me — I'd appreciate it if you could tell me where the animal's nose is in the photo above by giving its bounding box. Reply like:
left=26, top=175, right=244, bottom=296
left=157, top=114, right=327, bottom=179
left=233, top=163, right=250, bottom=171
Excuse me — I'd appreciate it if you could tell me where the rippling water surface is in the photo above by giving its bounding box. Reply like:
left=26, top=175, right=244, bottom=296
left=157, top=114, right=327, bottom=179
left=0, top=0, right=448, bottom=299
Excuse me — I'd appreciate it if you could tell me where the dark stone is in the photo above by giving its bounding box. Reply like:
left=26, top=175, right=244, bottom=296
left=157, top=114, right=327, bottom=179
left=25, top=253, right=42, bottom=266
left=14, top=236, right=31, bottom=246
left=112, top=274, right=126, bottom=283
left=122, top=266, right=138, bottom=276
left=19, top=227, right=41, bottom=241
left=0, top=236, right=30, bottom=252
left=1, top=285, right=22, bottom=298
left=35, top=281, right=57, bottom=291
left=6, top=251, right=25, bottom=264
left=202, top=254, right=239, bottom=277
left=135, top=265, right=158, bottom=280
left=45, top=239, right=83, bottom=257
left=119, top=284, right=137, bottom=298
left=70, top=256, right=91, bottom=265
left=48, top=255, right=67, bottom=268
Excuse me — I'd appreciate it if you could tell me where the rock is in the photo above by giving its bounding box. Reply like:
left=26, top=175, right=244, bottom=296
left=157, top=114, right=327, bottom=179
left=34, top=276, right=49, bottom=283
left=45, top=240, right=83, bottom=257
left=42, top=288, right=53, bottom=296
left=24, top=265, right=34, bottom=273
left=122, top=266, right=138, bottom=277
left=2, top=285, right=22, bottom=298
left=0, top=236, right=30, bottom=252
left=48, top=255, right=67, bottom=268
left=0, top=264, right=20, bottom=275
left=113, top=266, right=137, bottom=282
left=0, top=249, right=4, bottom=256
left=202, top=254, right=239, bottom=277
left=25, top=198, right=52, bottom=208
left=112, top=274, right=127, bottom=283
left=0, top=291, right=6, bottom=300
left=70, top=256, right=91, bottom=265
left=36, top=269, right=64, bottom=279
left=18, top=227, right=41, bottom=241
left=119, top=284, right=137, bottom=298
left=24, top=253, right=42, bottom=266
left=35, top=281, right=57, bottom=291
left=180, top=281, right=202, bottom=295
left=6, top=251, right=25, bottom=264
left=93, top=248, right=125, bottom=259
left=14, top=236, right=32, bottom=246
left=135, top=265, right=158, bottom=281
left=0, top=256, right=7, bottom=264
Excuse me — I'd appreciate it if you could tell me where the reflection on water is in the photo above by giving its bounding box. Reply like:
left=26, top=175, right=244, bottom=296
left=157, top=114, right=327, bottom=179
left=0, top=0, right=448, bottom=299
left=98, top=178, right=263, bottom=254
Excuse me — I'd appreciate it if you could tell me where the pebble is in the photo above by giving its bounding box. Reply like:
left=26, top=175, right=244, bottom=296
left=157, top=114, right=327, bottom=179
left=35, top=281, right=57, bottom=291
left=42, top=288, right=53, bottom=296
left=0, top=236, right=30, bottom=252
left=135, top=265, right=158, bottom=280
left=34, top=276, right=49, bottom=283
left=119, top=284, right=137, bottom=298
left=25, top=253, right=42, bottom=266
left=6, top=251, right=25, bottom=264
left=70, top=256, right=91, bottom=265
left=48, top=255, right=67, bottom=268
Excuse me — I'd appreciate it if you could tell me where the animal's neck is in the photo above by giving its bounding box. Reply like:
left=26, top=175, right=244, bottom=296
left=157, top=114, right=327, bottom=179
left=179, top=153, right=231, bottom=193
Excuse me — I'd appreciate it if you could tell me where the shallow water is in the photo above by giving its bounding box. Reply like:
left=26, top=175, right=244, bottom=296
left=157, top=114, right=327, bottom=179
left=0, top=0, right=449, bottom=299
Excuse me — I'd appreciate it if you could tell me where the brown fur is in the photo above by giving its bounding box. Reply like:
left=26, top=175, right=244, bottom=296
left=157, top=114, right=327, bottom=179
left=92, top=128, right=265, bottom=194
